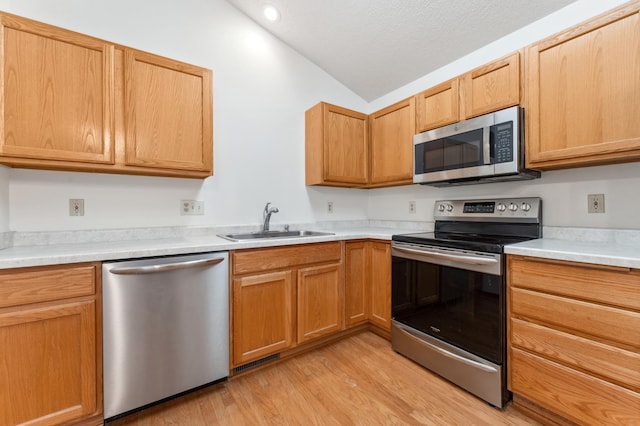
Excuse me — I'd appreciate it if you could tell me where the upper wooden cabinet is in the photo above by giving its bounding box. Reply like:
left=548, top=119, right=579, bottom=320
left=460, top=52, right=520, bottom=119
left=369, top=97, right=415, bottom=187
left=415, top=52, right=521, bottom=133
left=306, top=99, right=414, bottom=188
left=123, top=49, right=212, bottom=173
left=0, top=14, right=115, bottom=165
left=0, top=12, right=213, bottom=178
left=306, top=102, right=369, bottom=186
left=415, top=79, right=460, bottom=133
left=525, top=2, right=640, bottom=169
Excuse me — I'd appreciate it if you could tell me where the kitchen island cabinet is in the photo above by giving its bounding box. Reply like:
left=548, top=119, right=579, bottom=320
left=231, top=242, right=343, bottom=367
left=0, top=262, right=102, bottom=426
left=507, top=255, right=640, bottom=425
left=524, top=1, right=640, bottom=170
left=0, top=11, right=213, bottom=179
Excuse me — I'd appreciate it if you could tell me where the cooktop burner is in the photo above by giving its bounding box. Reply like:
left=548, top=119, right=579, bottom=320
left=392, top=197, right=542, bottom=254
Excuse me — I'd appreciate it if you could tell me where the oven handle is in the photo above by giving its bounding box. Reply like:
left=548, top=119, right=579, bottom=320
left=392, top=246, right=498, bottom=266
left=395, top=324, right=498, bottom=374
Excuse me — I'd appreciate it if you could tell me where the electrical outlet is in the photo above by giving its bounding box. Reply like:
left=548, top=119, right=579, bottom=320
left=409, top=201, right=416, bottom=214
left=327, top=201, right=334, bottom=214
left=587, top=194, right=605, bottom=214
left=69, top=199, right=84, bottom=216
left=181, top=200, right=205, bottom=215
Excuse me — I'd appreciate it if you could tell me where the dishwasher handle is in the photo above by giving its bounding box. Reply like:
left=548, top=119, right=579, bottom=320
left=109, top=257, right=224, bottom=275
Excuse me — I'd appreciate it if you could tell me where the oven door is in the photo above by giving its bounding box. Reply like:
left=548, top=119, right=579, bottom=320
left=391, top=242, right=506, bottom=364
left=391, top=241, right=508, bottom=407
left=391, top=242, right=504, bottom=364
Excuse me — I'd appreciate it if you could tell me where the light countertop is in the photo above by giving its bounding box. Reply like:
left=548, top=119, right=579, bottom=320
left=505, top=238, right=640, bottom=269
left=0, top=227, right=405, bottom=269
left=1, top=225, right=638, bottom=270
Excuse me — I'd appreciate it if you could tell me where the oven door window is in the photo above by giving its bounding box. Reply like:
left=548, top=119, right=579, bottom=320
left=415, top=128, right=484, bottom=174
left=392, top=257, right=503, bottom=364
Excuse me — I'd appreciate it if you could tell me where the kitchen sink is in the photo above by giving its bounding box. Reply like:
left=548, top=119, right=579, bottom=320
left=218, top=230, right=335, bottom=242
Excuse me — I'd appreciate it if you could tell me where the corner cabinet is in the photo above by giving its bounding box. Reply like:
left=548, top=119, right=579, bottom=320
left=344, top=241, right=392, bottom=332
left=305, top=102, right=368, bottom=187
left=507, top=255, right=640, bottom=425
left=525, top=2, right=640, bottom=169
left=306, top=100, right=415, bottom=188
left=0, top=263, right=102, bottom=426
left=0, top=11, right=213, bottom=179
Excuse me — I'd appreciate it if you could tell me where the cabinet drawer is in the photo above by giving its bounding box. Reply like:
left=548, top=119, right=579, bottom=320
left=509, top=256, right=640, bottom=310
left=511, top=318, right=640, bottom=391
left=510, top=348, right=640, bottom=426
left=510, top=287, right=640, bottom=348
left=0, top=264, right=97, bottom=308
left=233, top=242, right=341, bottom=275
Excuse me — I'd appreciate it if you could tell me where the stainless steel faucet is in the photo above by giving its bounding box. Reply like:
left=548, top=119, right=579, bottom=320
left=262, top=202, right=279, bottom=231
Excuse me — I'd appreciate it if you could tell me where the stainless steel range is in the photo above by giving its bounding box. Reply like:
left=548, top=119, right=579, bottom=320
left=391, top=197, right=541, bottom=408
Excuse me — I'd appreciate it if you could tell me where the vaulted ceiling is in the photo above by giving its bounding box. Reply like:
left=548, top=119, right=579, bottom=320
left=225, top=0, right=579, bottom=101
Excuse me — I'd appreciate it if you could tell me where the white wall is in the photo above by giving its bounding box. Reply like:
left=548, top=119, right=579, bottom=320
left=1, top=0, right=369, bottom=232
left=1, top=0, right=638, bottom=233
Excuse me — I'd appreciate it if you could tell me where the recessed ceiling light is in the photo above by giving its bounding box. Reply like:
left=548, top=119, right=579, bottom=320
left=263, top=5, right=280, bottom=22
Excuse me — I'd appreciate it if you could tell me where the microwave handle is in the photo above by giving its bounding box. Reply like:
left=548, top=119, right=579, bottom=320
left=483, top=126, right=491, bottom=165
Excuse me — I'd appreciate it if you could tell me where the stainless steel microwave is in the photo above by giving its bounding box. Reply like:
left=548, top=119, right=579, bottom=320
left=413, top=106, right=540, bottom=186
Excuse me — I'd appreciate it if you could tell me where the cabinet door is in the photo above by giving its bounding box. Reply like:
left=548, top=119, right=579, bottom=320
left=233, top=271, right=295, bottom=366
left=297, top=263, right=343, bottom=344
left=323, top=103, right=368, bottom=185
left=344, top=242, right=369, bottom=327
left=0, top=14, right=114, bottom=165
left=124, top=49, right=213, bottom=173
left=525, top=3, right=640, bottom=169
left=369, top=242, right=391, bottom=330
left=369, top=98, right=415, bottom=187
left=0, top=300, right=97, bottom=426
left=415, top=78, right=459, bottom=133
left=460, top=52, right=520, bottom=119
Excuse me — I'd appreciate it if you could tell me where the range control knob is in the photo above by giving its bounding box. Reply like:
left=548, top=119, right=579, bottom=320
left=497, top=203, right=506, bottom=212
left=509, top=203, right=518, bottom=212
left=438, top=204, right=446, bottom=212
left=521, top=202, right=531, bottom=212
left=446, top=204, right=453, bottom=212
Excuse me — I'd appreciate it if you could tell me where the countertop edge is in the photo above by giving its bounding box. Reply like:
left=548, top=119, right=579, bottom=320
left=0, top=229, right=404, bottom=270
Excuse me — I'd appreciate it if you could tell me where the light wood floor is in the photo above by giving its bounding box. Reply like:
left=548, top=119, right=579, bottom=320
left=111, top=332, right=539, bottom=425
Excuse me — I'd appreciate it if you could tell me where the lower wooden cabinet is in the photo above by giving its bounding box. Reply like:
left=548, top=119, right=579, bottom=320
left=507, top=255, right=640, bottom=425
left=344, top=242, right=370, bottom=327
left=369, top=242, right=391, bottom=331
left=344, top=241, right=392, bottom=331
left=232, top=270, right=295, bottom=366
left=0, top=263, right=102, bottom=426
left=231, top=242, right=343, bottom=367
left=297, top=264, right=343, bottom=344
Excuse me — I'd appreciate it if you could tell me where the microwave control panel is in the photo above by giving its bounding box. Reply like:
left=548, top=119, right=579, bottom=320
left=492, top=121, right=514, bottom=163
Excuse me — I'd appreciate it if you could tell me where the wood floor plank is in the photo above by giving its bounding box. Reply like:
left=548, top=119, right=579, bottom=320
left=110, top=332, right=538, bottom=425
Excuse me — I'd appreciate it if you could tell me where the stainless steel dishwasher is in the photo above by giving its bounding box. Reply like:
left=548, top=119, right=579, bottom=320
left=102, top=251, right=229, bottom=420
